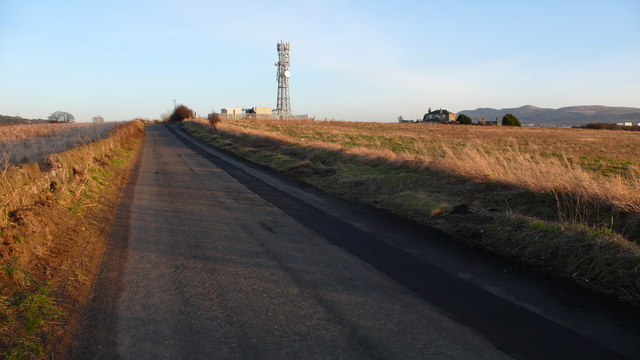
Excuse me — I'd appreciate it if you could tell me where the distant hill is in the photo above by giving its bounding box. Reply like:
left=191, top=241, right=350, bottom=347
left=458, top=105, right=640, bottom=127
left=0, top=115, right=48, bottom=125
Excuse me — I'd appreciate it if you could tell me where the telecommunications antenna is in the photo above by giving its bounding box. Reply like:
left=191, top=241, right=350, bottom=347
left=275, top=40, right=291, bottom=117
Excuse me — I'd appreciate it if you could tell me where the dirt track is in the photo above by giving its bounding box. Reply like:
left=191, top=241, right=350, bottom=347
left=70, top=125, right=639, bottom=359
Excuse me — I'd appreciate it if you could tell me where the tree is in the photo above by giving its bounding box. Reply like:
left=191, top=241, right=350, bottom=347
left=169, top=105, right=194, bottom=123
left=502, top=113, right=521, bottom=127
left=92, top=115, right=105, bottom=123
left=457, top=114, right=472, bottom=125
left=48, top=111, right=74, bottom=123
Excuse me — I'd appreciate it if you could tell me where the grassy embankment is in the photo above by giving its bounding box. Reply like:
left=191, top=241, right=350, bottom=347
left=183, top=118, right=640, bottom=305
left=0, top=120, right=144, bottom=359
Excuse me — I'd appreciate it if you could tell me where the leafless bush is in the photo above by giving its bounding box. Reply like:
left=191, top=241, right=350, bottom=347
left=169, top=105, right=194, bottom=123
left=207, top=113, right=222, bottom=129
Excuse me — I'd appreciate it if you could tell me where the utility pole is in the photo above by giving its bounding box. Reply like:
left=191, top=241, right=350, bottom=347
left=173, top=99, right=177, bottom=110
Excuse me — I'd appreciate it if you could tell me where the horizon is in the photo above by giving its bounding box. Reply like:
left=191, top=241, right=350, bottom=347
left=6, top=103, right=640, bottom=123
left=1, top=0, right=639, bottom=122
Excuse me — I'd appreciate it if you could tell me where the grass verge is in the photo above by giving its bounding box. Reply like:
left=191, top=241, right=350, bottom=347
left=0, top=120, right=144, bottom=359
left=182, top=119, right=640, bottom=306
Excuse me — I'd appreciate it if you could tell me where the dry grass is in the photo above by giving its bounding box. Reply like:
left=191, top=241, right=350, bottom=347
left=231, top=119, right=640, bottom=165
left=0, top=121, right=141, bottom=225
left=0, top=123, right=117, bottom=168
left=206, top=119, right=640, bottom=214
left=0, top=120, right=144, bottom=359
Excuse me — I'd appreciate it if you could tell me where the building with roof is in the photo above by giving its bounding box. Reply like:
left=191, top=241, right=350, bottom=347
left=422, top=108, right=457, bottom=123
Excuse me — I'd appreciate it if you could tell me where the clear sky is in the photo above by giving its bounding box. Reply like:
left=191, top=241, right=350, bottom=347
left=1, top=0, right=639, bottom=122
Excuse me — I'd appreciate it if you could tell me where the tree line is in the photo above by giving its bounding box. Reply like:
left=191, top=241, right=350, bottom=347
left=455, top=113, right=521, bottom=126
left=46, top=111, right=105, bottom=123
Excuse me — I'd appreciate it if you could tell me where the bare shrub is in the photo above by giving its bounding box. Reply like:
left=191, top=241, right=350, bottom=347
left=169, top=105, right=194, bottom=123
left=208, top=113, right=222, bottom=129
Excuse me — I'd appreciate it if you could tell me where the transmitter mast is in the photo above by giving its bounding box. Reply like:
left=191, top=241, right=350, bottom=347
left=275, top=40, right=291, bottom=117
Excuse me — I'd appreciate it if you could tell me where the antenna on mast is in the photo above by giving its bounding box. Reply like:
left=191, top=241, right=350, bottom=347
left=275, top=40, right=291, bottom=117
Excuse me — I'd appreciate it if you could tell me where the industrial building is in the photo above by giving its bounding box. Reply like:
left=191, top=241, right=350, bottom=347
left=247, top=107, right=273, bottom=116
left=220, top=108, right=243, bottom=119
left=218, top=107, right=274, bottom=119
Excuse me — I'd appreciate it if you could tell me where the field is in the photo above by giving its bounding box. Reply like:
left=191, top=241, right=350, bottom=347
left=0, top=123, right=117, bottom=168
left=200, top=119, right=640, bottom=214
left=183, top=118, right=640, bottom=304
left=228, top=119, right=640, bottom=211
left=233, top=120, right=640, bottom=165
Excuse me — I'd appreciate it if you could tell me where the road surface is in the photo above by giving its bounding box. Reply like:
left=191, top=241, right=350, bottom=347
left=70, top=125, right=639, bottom=359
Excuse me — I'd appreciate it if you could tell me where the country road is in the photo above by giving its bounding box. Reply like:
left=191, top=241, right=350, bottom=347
left=70, top=125, right=640, bottom=360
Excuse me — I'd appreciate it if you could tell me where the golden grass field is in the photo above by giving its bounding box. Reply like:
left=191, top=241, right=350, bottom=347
left=233, top=119, right=640, bottom=164
left=219, top=119, right=640, bottom=213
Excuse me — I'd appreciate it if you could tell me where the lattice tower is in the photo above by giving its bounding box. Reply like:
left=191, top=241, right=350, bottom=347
left=275, top=41, right=291, bottom=117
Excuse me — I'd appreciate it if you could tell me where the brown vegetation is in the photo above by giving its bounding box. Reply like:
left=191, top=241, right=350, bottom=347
left=169, top=105, right=194, bottom=123
left=183, top=118, right=640, bottom=305
left=0, top=120, right=144, bottom=359
left=207, top=113, right=222, bottom=129
left=230, top=118, right=640, bottom=166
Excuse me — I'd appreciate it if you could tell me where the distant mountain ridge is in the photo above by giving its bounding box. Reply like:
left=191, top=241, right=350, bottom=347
left=458, top=105, right=640, bottom=127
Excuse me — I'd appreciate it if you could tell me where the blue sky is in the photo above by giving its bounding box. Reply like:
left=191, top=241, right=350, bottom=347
left=1, top=0, right=639, bottom=122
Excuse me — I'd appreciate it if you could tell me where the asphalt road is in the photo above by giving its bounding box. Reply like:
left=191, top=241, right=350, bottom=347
left=70, top=125, right=513, bottom=359
left=70, top=125, right=639, bottom=360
